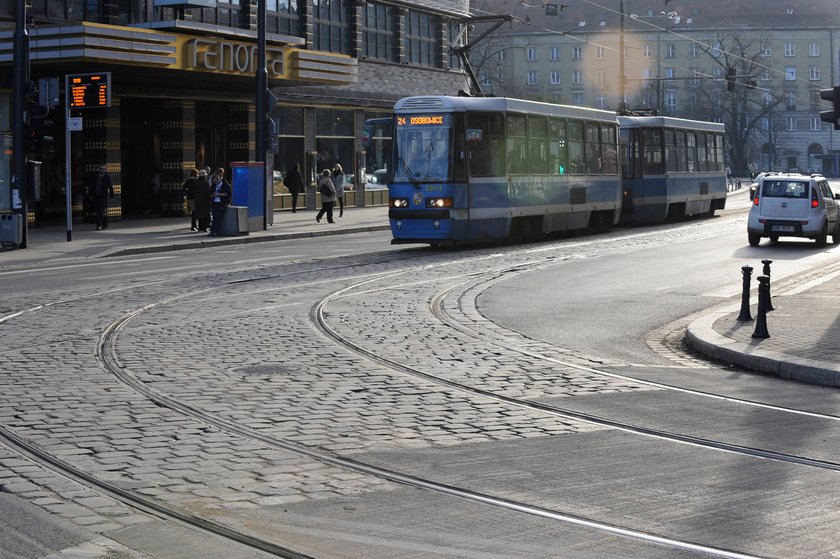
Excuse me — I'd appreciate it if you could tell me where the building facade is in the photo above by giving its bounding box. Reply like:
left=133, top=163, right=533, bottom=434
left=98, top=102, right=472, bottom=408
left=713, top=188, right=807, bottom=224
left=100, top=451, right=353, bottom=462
left=469, top=0, right=840, bottom=176
left=0, top=0, right=469, bottom=220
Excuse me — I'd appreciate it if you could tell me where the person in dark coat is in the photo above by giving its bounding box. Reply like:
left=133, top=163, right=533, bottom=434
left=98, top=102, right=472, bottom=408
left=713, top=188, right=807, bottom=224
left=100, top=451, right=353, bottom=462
left=182, top=168, right=198, bottom=231
left=192, top=169, right=211, bottom=232
left=208, top=169, right=232, bottom=237
left=284, top=163, right=304, bottom=213
left=92, top=163, right=114, bottom=230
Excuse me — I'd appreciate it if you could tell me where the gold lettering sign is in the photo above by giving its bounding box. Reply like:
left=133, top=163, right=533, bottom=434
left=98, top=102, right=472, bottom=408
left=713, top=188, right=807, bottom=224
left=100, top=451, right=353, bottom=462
left=185, top=38, right=286, bottom=77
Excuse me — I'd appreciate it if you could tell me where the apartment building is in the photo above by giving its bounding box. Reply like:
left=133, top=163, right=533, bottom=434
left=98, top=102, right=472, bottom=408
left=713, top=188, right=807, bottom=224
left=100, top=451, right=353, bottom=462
left=470, top=0, right=840, bottom=176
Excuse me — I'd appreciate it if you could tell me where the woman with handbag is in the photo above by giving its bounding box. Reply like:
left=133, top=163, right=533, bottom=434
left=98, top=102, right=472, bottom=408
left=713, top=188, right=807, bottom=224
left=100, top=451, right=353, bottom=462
left=315, top=169, right=336, bottom=224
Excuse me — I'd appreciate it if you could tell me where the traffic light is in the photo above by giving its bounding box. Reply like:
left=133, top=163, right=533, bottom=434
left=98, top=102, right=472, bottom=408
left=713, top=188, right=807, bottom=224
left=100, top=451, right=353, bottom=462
left=726, top=67, right=736, bottom=92
left=820, top=86, right=840, bottom=130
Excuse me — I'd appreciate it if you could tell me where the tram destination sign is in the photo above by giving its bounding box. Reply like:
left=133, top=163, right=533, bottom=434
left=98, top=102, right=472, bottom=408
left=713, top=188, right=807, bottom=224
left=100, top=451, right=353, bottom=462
left=67, top=72, right=111, bottom=109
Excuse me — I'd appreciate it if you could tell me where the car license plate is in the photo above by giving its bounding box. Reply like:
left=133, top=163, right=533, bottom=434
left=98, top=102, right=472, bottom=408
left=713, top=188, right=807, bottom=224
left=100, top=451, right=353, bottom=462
left=771, top=224, right=795, bottom=232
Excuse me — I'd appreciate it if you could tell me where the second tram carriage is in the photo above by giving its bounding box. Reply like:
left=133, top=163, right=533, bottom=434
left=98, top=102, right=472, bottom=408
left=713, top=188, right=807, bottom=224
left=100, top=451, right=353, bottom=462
left=387, top=95, right=727, bottom=246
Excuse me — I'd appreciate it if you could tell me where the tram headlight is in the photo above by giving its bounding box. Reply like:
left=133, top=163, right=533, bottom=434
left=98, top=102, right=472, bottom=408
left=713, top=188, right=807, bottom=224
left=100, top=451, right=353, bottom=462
left=426, top=197, right=453, bottom=208
left=390, top=198, right=410, bottom=208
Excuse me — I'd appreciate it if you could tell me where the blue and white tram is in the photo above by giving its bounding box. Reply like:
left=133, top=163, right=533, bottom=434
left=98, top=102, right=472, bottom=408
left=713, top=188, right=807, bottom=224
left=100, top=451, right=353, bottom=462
left=617, top=115, right=727, bottom=223
left=388, top=96, right=621, bottom=245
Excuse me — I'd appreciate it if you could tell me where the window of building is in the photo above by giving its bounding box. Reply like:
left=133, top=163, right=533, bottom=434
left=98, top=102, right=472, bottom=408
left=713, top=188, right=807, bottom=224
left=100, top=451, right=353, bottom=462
left=405, top=9, right=440, bottom=67
left=362, top=2, right=396, bottom=61
left=596, top=96, right=608, bottom=109
left=527, top=47, right=538, bottom=61
left=274, top=107, right=305, bottom=186
left=688, top=43, right=699, bottom=58
left=595, top=45, right=605, bottom=59
left=785, top=67, right=796, bottom=80
left=786, top=117, right=796, bottom=131
left=572, top=46, right=582, bottom=59
left=480, top=74, right=492, bottom=86
left=690, top=68, right=700, bottom=86
left=810, top=42, right=820, bottom=57
left=266, top=0, right=300, bottom=36
left=190, top=0, right=245, bottom=28
left=711, top=42, right=721, bottom=58
left=714, top=67, right=724, bottom=80
left=643, top=45, right=653, bottom=58
left=550, top=71, right=561, bottom=85
left=810, top=66, right=821, bottom=81
left=572, top=70, right=582, bottom=84
left=597, top=70, right=606, bottom=89
left=549, top=46, right=560, bottom=60
left=761, top=45, right=772, bottom=57
left=761, top=67, right=771, bottom=81
left=811, top=117, right=821, bottom=131
left=527, top=71, right=537, bottom=85
left=316, top=108, right=355, bottom=175
left=665, top=91, right=677, bottom=112
left=784, top=42, right=795, bottom=57
left=495, top=50, right=505, bottom=62
left=573, top=92, right=583, bottom=105
left=785, top=91, right=796, bottom=110
left=312, top=0, right=352, bottom=54
left=665, top=67, right=675, bottom=80
left=811, top=90, right=822, bottom=109
left=665, top=43, right=675, bottom=58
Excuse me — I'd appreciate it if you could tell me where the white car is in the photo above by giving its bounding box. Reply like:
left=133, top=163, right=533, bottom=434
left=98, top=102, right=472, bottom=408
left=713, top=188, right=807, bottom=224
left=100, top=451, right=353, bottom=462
left=747, top=173, right=840, bottom=247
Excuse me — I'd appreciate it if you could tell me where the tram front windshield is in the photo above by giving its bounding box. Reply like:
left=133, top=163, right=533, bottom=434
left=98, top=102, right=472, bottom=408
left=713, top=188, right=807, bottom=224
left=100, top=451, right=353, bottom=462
left=393, top=114, right=452, bottom=183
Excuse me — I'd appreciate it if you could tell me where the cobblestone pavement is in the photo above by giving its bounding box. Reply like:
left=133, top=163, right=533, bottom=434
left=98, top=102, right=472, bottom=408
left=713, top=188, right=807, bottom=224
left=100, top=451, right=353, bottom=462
left=3, top=198, right=840, bottom=558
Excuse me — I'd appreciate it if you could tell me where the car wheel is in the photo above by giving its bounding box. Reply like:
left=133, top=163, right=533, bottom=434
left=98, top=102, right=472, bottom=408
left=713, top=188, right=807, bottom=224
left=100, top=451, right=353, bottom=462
left=832, top=222, right=840, bottom=245
left=748, top=232, right=761, bottom=246
left=815, top=224, right=828, bottom=247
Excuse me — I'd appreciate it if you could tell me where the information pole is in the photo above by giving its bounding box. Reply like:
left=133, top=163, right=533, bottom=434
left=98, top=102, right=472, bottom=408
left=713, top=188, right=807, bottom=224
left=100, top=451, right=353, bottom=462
left=64, top=72, right=111, bottom=241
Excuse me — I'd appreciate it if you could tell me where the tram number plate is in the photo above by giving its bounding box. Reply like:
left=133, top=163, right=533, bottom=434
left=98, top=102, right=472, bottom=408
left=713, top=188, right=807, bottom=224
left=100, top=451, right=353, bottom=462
left=771, top=225, right=795, bottom=232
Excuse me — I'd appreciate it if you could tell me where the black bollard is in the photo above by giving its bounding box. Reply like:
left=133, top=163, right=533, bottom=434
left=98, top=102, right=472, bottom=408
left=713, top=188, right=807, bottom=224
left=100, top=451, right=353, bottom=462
left=761, top=259, right=774, bottom=311
left=736, top=265, right=753, bottom=322
left=752, top=275, right=770, bottom=338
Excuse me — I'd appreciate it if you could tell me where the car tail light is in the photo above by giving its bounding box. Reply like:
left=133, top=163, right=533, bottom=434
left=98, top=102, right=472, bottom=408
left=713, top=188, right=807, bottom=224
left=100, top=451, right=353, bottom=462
left=811, top=189, right=820, bottom=208
left=753, top=193, right=759, bottom=206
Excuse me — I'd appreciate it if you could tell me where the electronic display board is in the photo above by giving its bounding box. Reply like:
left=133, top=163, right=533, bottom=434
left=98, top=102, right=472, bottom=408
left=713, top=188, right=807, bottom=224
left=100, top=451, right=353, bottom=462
left=68, top=73, right=111, bottom=109
left=396, top=115, right=448, bottom=126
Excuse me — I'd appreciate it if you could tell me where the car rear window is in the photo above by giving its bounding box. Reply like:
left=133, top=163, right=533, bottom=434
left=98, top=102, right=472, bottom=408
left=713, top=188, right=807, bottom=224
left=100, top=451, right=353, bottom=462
left=762, top=180, right=809, bottom=199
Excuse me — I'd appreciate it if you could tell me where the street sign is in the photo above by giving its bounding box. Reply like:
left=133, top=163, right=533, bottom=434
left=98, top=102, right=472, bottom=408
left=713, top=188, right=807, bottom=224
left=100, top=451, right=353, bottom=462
left=67, top=72, right=111, bottom=109
left=37, top=77, right=59, bottom=109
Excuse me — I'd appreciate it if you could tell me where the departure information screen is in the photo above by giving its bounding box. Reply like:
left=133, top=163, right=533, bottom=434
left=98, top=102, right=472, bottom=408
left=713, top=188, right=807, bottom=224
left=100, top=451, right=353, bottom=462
left=396, top=115, right=449, bottom=126
left=68, top=73, right=111, bottom=109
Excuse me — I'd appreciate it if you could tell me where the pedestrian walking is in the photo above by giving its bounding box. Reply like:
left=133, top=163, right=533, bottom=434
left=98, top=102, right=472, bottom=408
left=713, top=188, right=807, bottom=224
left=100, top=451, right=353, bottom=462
left=283, top=163, right=304, bottom=213
left=182, top=168, right=198, bottom=231
left=193, top=169, right=211, bottom=232
left=208, top=170, right=231, bottom=237
left=92, top=163, right=114, bottom=230
left=315, top=169, right=336, bottom=224
left=332, top=163, right=346, bottom=217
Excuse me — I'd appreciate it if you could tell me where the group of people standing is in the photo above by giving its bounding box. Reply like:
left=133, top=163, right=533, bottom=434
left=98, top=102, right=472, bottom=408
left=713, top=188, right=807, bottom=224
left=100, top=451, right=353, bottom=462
left=282, top=162, right=346, bottom=224
left=182, top=167, right=231, bottom=237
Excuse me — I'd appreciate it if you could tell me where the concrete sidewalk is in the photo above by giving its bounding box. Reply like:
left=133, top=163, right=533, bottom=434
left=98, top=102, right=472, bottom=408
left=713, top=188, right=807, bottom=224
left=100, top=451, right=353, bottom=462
left=4, top=201, right=839, bottom=388
left=686, top=263, right=840, bottom=388
left=1, top=205, right=391, bottom=266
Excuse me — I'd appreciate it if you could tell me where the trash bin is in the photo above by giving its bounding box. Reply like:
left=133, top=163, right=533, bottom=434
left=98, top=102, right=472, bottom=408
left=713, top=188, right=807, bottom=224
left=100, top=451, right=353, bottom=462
left=220, top=206, right=248, bottom=236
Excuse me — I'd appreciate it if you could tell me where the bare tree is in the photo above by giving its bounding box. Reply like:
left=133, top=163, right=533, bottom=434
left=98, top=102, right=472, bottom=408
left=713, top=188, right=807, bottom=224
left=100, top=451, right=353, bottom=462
left=682, top=32, right=783, bottom=176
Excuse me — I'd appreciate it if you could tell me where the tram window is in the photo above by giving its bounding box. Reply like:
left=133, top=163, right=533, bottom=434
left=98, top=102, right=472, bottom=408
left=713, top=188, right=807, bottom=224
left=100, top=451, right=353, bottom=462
left=697, top=134, right=708, bottom=172
left=601, top=124, right=617, bottom=175
left=585, top=122, right=601, bottom=174
left=507, top=114, right=528, bottom=175
left=675, top=130, right=687, bottom=172
left=686, top=132, right=697, bottom=172
left=452, top=113, right=466, bottom=182
left=642, top=128, right=665, bottom=175
left=714, top=134, right=725, bottom=172
left=664, top=129, right=678, bottom=173
left=549, top=118, right=568, bottom=175
left=467, top=112, right=505, bottom=177
left=567, top=120, right=585, bottom=175
left=529, top=116, right=548, bottom=175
